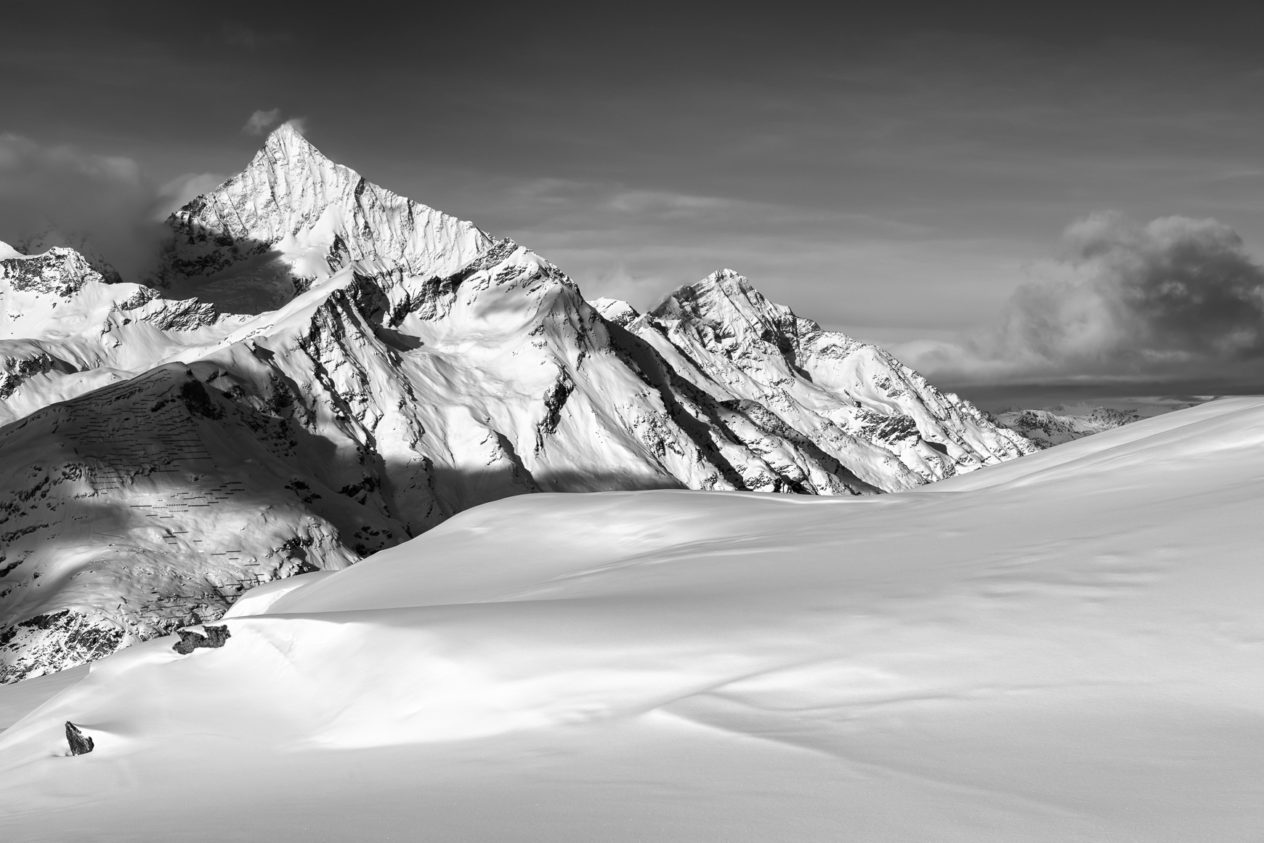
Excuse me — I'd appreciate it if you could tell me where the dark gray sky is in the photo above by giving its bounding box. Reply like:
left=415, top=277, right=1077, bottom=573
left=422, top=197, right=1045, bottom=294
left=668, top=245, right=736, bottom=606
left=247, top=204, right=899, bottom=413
left=4, top=1, right=1264, bottom=397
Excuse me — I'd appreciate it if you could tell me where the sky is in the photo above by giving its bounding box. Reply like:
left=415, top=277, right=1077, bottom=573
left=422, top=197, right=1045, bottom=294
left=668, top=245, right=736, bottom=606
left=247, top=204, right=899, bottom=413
left=3, top=1, right=1264, bottom=401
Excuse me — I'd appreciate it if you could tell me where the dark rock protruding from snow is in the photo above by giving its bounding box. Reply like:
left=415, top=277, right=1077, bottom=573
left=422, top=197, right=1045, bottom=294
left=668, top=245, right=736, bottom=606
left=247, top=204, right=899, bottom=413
left=172, top=625, right=231, bottom=655
left=65, top=721, right=94, bottom=755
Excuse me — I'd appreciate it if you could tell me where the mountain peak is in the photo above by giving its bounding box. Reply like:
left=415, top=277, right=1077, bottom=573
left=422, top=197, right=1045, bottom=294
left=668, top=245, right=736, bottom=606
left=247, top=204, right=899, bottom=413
left=706, top=267, right=747, bottom=284
left=0, top=244, right=105, bottom=300
left=697, top=268, right=762, bottom=298
left=11, top=227, right=123, bottom=284
left=667, top=269, right=766, bottom=303
left=163, top=120, right=492, bottom=298
left=652, top=269, right=787, bottom=328
left=262, top=121, right=320, bottom=158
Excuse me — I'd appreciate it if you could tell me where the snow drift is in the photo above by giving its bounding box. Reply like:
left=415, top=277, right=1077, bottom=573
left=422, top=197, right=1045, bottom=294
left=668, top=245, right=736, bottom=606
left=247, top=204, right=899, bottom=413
left=0, top=397, right=1260, bottom=840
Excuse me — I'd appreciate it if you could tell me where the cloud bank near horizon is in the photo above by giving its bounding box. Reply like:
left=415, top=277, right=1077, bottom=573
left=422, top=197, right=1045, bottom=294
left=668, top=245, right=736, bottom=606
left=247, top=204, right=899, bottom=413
left=900, top=211, right=1264, bottom=390
left=0, top=134, right=223, bottom=279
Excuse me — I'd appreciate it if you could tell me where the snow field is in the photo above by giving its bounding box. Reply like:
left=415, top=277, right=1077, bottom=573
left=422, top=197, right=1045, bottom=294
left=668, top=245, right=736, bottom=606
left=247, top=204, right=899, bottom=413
left=0, top=397, right=1261, bottom=839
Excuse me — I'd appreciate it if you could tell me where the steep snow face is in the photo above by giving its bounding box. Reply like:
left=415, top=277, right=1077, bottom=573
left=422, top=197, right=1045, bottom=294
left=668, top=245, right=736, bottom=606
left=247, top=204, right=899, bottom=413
left=161, top=122, right=492, bottom=313
left=0, top=127, right=1033, bottom=681
left=633, top=270, right=1034, bottom=490
left=0, top=398, right=1260, bottom=841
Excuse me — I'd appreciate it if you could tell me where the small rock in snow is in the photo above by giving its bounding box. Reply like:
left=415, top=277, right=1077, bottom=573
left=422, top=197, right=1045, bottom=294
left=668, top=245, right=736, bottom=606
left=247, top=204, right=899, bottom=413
left=65, top=721, right=94, bottom=755
left=172, top=625, right=232, bottom=655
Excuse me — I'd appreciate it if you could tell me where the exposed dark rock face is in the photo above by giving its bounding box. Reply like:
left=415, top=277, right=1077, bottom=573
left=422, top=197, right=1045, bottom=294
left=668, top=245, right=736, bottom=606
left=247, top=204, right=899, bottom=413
left=0, top=610, right=126, bottom=684
left=1, top=247, right=103, bottom=296
left=172, top=624, right=231, bottom=655
left=65, top=721, right=94, bottom=755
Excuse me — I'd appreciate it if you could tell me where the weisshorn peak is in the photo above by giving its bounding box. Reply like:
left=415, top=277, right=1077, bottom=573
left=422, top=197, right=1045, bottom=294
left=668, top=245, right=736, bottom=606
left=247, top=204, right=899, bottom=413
left=0, top=126, right=1035, bottom=680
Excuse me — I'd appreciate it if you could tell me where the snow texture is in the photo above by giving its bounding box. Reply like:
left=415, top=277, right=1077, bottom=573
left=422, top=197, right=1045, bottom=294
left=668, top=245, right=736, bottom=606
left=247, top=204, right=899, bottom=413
left=0, top=397, right=1260, bottom=840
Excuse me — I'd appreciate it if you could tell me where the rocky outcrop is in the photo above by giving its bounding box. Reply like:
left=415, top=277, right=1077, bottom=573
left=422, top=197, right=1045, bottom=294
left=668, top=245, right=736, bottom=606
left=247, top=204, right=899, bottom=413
left=0, top=247, right=105, bottom=297
left=172, top=625, right=231, bottom=655
left=64, top=721, right=94, bottom=756
left=0, top=610, right=126, bottom=684
left=0, top=352, right=75, bottom=399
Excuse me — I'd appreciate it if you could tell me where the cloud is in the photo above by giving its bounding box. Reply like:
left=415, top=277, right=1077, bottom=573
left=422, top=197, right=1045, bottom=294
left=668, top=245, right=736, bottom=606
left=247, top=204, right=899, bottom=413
left=242, top=112, right=308, bottom=138
left=242, top=108, right=282, bottom=136
left=492, top=176, right=944, bottom=298
left=602, top=189, right=735, bottom=220
left=0, top=134, right=224, bottom=281
left=156, top=172, right=227, bottom=210
left=579, top=265, right=676, bottom=312
left=901, top=211, right=1264, bottom=388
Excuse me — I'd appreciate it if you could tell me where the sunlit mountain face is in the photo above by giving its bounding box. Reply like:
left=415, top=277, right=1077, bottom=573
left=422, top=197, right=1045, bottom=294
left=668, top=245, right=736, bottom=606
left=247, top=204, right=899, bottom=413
left=0, top=127, right=1031, bottom=681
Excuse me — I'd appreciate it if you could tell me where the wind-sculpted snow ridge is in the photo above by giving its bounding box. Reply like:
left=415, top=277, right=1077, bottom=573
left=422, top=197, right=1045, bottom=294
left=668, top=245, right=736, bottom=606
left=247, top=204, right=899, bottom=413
left=0, top=126, right=1033, bottom=680
left=0, top=398, right=1261, bottom=840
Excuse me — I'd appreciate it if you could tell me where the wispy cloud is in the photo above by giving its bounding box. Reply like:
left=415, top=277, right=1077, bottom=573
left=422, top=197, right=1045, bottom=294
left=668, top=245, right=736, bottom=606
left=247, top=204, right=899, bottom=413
left=0, top=134, right=223, bottom=280
left=156, top=172, right=226, bottom=210
left=471, top=175, right=1003, bottom=318
left=242, top=108, right=282, bottom=136
left=579, top=265, right=676, bottom=309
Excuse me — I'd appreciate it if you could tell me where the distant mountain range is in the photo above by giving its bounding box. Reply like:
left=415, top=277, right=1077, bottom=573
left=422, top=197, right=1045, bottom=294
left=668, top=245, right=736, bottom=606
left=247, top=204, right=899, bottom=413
left=994, top=399, right=1210, bottom=448
left=0, top=125, right=1034, bottom=680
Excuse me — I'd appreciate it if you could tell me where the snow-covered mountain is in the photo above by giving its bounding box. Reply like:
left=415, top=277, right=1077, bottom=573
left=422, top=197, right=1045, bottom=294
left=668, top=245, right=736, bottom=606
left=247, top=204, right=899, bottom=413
left=0, top=124, right=1033, bottom=681
left=1, top=397, right=1260, bottom=840
left=997, top=406, right=1140, bottom=448
left=995, top=399, right=1209, bottom=448
left=611, top=271, right=1030, bottom=491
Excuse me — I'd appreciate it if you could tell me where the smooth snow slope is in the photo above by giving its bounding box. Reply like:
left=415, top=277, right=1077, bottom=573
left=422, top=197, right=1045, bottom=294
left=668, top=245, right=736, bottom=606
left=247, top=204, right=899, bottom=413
left=0, top=397, right=1261, bottom=841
